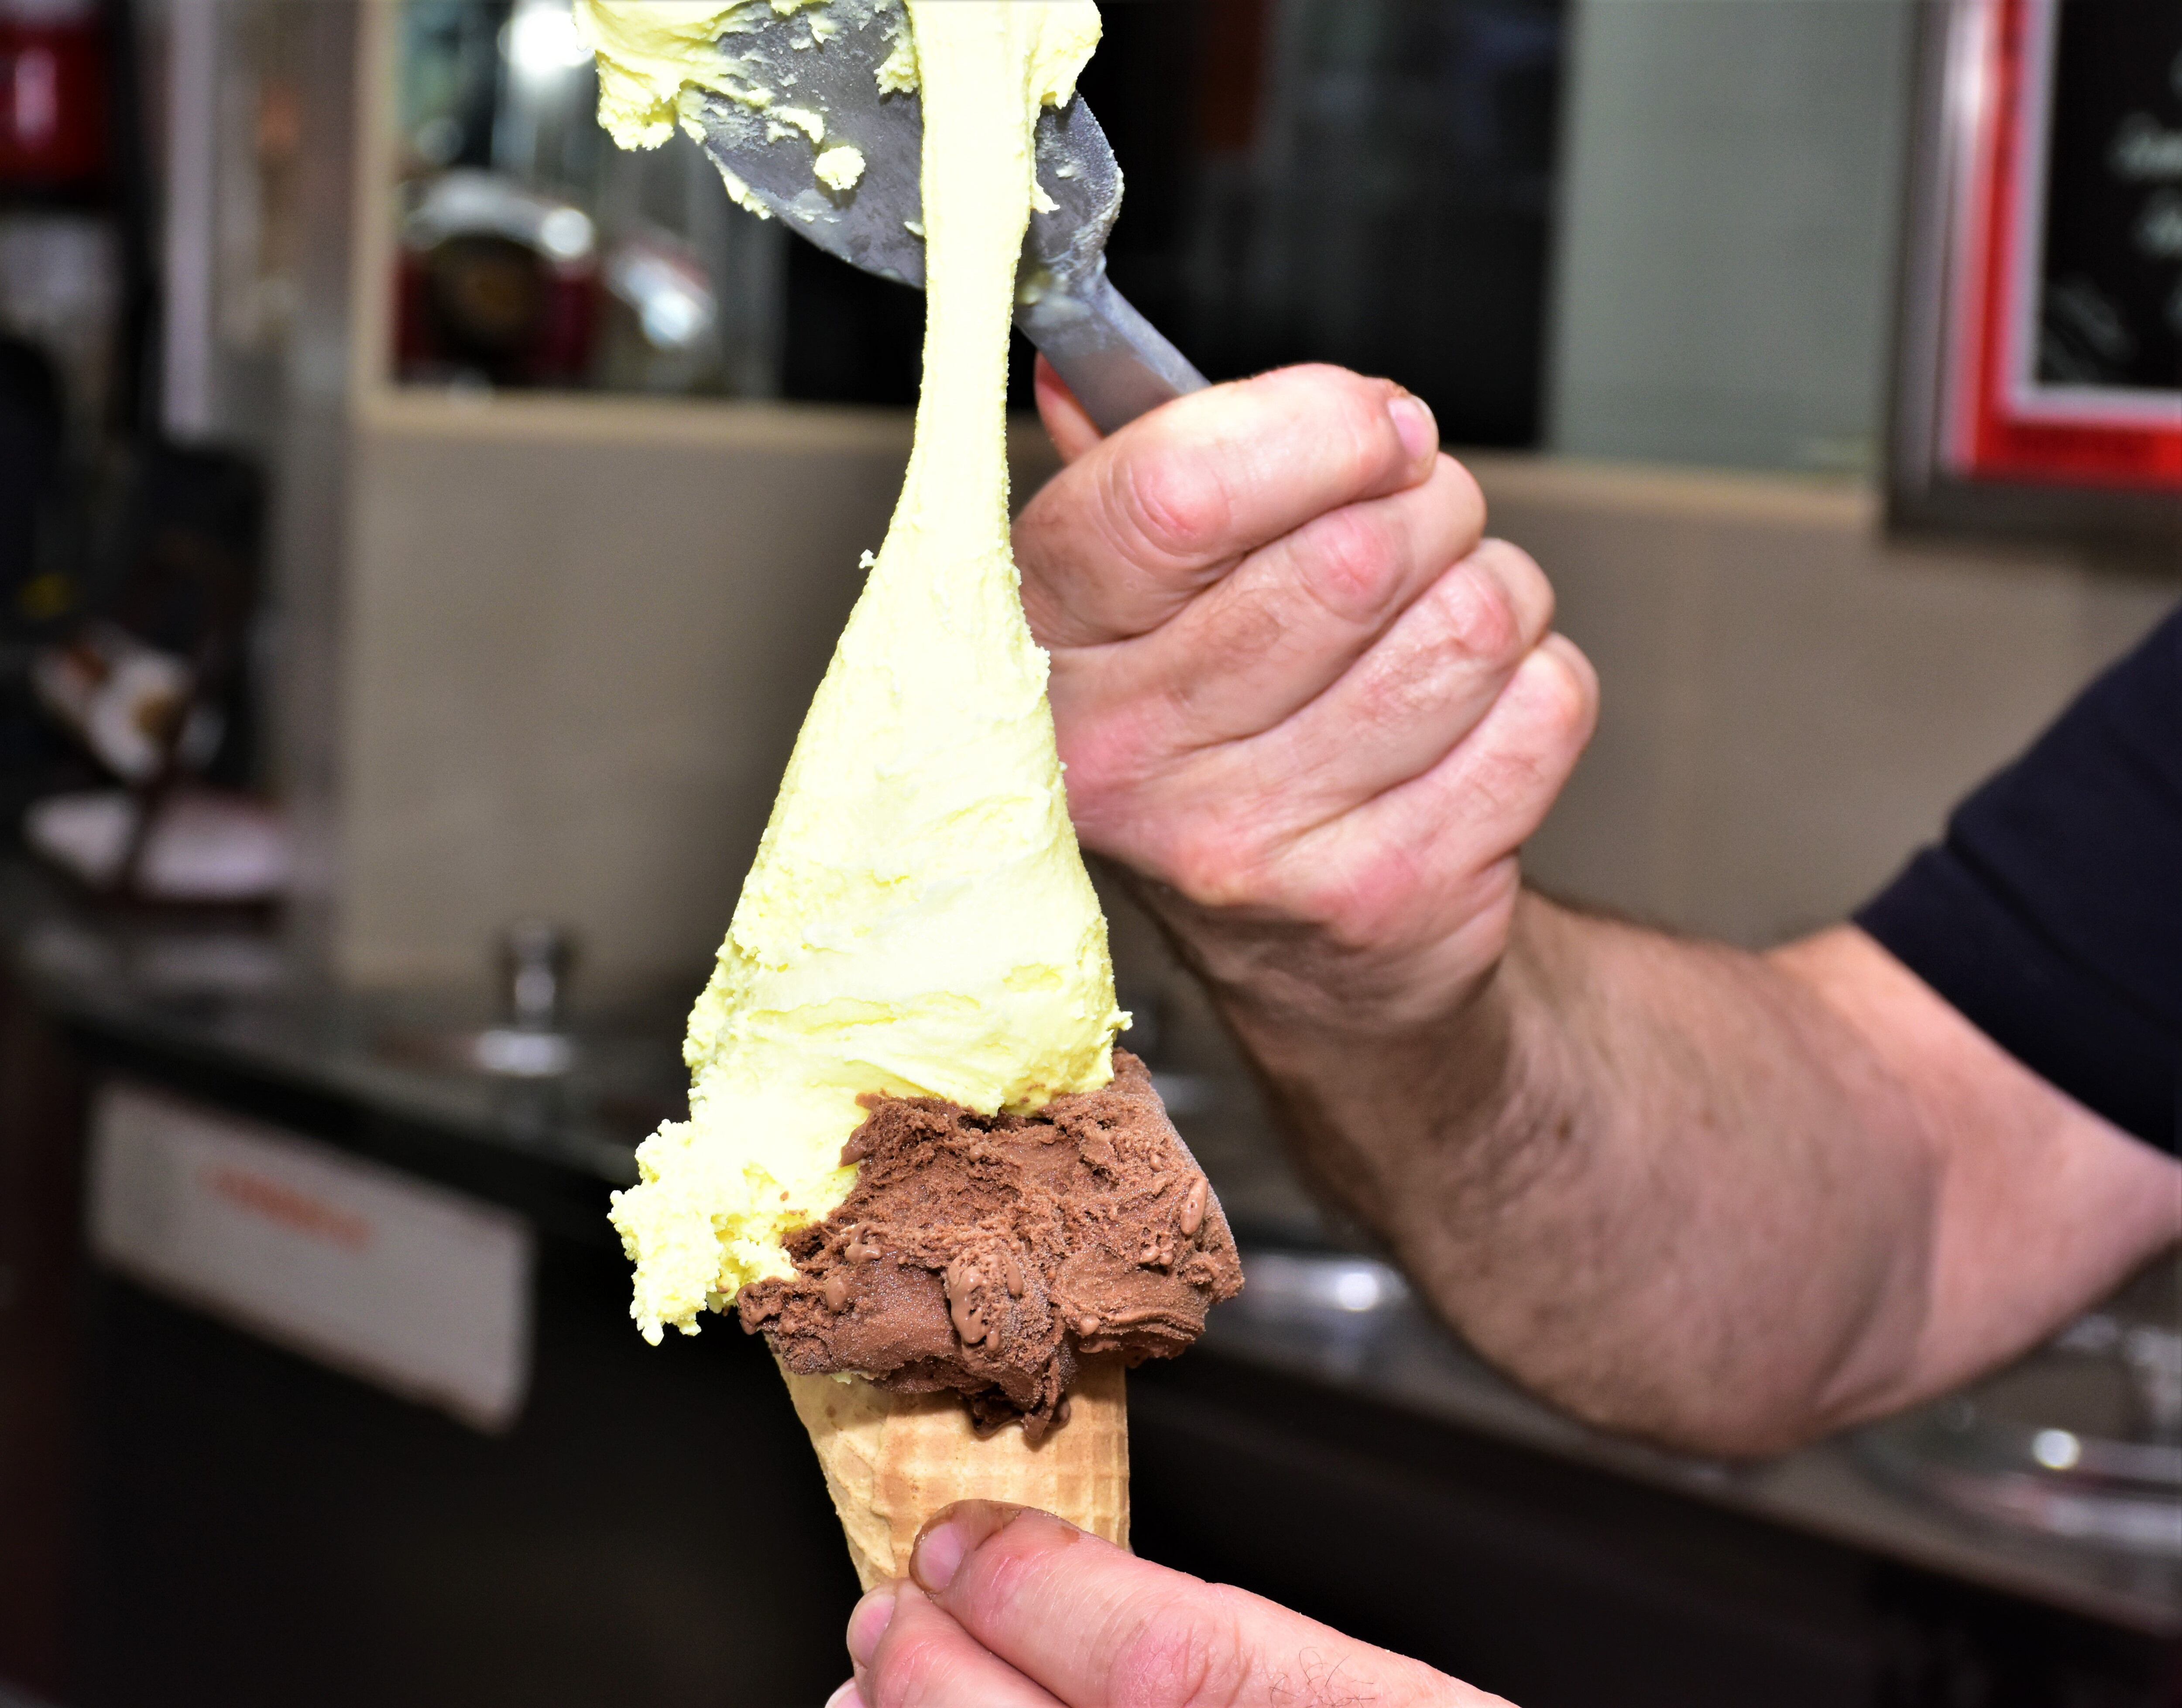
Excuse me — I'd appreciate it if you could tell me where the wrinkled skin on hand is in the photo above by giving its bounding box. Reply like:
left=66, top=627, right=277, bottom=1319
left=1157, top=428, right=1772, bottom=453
left=1015, top=359, right=1598, bottom=1034
left=833, top=1502, right=1512, bottom=1708
left=1002, top=360, right=2182, bottom=1476
left=831, top=356, right=2182, bottom=1708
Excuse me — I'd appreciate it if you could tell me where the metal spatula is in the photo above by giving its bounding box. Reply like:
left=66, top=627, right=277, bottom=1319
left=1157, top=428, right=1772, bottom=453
left=685, top=0, right=1208, bottom=432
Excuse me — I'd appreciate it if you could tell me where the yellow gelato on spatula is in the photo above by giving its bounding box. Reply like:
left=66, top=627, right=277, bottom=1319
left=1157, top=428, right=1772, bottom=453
left=585, top=0, right=1124, bottom=1345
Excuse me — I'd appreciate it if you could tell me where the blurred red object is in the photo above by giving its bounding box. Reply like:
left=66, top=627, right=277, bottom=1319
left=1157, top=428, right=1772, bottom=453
left=396, top=170, right=600, bottom=387
left=1943, top=0, right=2181, bottom=490
left=0, top=0, right=106, bottom=193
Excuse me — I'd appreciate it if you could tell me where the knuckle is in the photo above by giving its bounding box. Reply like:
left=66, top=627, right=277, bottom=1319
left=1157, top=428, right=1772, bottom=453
left=1112, top=450, right=1235, bottom=565
left=1346, top=657, right=1441, bottom=745
left=1294, top=843, right=1424, bottom=956
left=1105, top=1590, right=1257, bottom=1707
left=1325, top=377, right=1405, bottom=489
left=1163, top=830, right=1262, bottom=912
left=1163, top=843, right=1225, bottom=904
left=1451, top=655, right=1595, bottom=841
left=868, top=1631, right=957, bottom=1708
left=1280, top=360, right=1386, bottom=415
left=1431, top=562, right=1526, bottom=673
left=1477, top=538, right=1555, bottom=638
left=1266, top=364, right=1405, bottom=493
left=1055, top=713, right=1143, bottom=806
left=959, top=1529, right=1048, bottom=1630
left=1179, top=580, right=1289, bottom=703
left=1293, top=505, right=1403, bottom=621
left=1462, top=744, right=1548, bottom=840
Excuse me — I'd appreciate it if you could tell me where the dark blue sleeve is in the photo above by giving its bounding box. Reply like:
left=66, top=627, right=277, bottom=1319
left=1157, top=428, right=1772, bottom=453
left=1855, top=605, right=2181, bottom=1154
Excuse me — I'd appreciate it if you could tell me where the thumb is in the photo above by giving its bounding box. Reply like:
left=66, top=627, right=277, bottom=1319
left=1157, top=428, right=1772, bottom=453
left=911, top=1502, right=1510, bottom=1708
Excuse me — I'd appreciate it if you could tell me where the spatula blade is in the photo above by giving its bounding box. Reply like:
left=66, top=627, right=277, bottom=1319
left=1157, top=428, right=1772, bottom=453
left=685, top=0, right=1122, bottom=293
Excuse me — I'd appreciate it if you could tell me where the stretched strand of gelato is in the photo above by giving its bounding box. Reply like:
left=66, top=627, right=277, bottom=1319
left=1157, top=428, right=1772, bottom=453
left=596, top=0, right=1132, bottom=1348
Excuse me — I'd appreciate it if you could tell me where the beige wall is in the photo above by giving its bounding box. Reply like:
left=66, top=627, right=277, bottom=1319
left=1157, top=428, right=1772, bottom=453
left=320, top=406, right=2173, bottom=1001
left=329, top=395, right=917, bottom=996
left=1475, top=457, right=2173, bottom=949
left=1547, top=0, right=1918, bottom=473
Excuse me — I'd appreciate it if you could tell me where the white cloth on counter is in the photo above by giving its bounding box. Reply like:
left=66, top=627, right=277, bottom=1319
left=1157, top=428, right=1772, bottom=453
left=24, top=789, right=290, bottom=902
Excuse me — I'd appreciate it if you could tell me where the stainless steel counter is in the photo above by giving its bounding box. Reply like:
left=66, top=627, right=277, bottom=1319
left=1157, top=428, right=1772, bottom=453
left=1210, top=1252, right=2181, bottom=1639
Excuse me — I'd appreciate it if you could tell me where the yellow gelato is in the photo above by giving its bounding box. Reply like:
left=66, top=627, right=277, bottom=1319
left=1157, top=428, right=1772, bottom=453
left=576, top=1, right=760, bottom=150
left=814, top=143, right=866, bottom=192
left=587, top=0, right=1124, bottom=1344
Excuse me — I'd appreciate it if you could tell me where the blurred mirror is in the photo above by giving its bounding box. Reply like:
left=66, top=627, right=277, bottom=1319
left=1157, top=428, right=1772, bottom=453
left=392, top=0, right=790, bottom=397
left=384, top=0, right=1569, bottom=439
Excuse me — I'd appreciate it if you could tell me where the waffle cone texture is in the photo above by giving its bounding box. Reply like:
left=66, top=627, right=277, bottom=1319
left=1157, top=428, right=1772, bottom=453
left=780, top=1361, right=1129, bottom=1590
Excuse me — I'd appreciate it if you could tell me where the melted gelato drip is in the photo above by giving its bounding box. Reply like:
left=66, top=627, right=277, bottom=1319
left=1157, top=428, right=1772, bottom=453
left=739, top=1053, right=1242, bottom=1437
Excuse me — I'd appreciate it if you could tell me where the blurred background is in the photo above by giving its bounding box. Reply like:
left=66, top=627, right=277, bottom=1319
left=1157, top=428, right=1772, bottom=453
left=0, top=2, right=2175, bottom=1705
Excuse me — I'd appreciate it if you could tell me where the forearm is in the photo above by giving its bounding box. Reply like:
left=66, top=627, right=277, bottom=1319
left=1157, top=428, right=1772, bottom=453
left=1159, top=888, right=1943, bottom=1455
left=1009, top=362, right=2177, bottom=1458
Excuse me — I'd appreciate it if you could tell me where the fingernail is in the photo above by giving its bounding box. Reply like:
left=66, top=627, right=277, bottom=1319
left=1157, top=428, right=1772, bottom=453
left=1388, top=392, right=1437, bottom=463
left=845, top=1586, right=896, bottom=1669
left=912, top=1500, right=1026, bottom=1595
left=914, top=1513, right=974, bottom=1594
left=824, top=1683, right=861, bottom=1708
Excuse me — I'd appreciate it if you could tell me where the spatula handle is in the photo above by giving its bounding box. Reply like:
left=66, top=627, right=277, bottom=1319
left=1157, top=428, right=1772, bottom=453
left=1016, top=261, right=1209, bottom=435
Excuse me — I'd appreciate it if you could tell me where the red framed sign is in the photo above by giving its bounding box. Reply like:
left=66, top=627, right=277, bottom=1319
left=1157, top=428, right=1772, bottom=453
left=1893, top=0, right=2182, bottom=536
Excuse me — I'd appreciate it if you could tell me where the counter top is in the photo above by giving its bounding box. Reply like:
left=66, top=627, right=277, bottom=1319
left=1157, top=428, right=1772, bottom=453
left=8, top=862, right=2176, bottom=1639
left=1208, top=1252, right=2181, bottom=1638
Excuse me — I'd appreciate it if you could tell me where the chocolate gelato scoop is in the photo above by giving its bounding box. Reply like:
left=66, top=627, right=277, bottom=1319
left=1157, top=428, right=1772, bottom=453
left=738, top=1052, right=1242, bottom=1437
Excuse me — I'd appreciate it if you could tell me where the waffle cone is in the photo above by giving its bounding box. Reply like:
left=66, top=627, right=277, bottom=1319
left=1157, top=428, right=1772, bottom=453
left=779, top=1360, right=1129, bottom=1591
